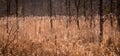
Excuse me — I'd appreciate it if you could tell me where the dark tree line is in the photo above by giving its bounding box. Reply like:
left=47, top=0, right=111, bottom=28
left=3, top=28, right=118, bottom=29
left=2, top=0, right=119, bottom=17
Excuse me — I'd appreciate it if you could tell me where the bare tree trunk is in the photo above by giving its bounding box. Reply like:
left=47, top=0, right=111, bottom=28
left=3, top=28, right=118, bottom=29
left=84, top=0, right=86, bottom=21
left=74, top=0, right=80, bottom=29
left=6, top=0, right=10, bottom=33
left=6, top=0, right=10, bottom=17
left=117, top=0, right=120, bottom=31
left=110, top=0, right=113, bottom=27
left=49, top=0, right=53, bottom=29
left=99, top=0, right=103, bottom=43
left=90, top=0, right=93, bottom=28
left=15, top=0, right=18, bottom=17
left=22, top=0, right=25, bottom=17
left=65, top=0, right=68, bottom=15
left=68, top=0, right=71, bottom=22
left=65, top=0, right=68, bottom=28
left=15, top=0, right=19, bottom=38
left=31, top=0, right=35, bottom=16
left=66, top=0, right=71, bottom=28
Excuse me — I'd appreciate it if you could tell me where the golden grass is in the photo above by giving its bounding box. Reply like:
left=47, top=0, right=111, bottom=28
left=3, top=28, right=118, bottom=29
left=0, top=16, right=120, bottom=56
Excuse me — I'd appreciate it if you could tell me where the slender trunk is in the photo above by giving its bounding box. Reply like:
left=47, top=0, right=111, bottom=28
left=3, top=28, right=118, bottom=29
left=49, top=0, right=53, bottom=29
left=65, top=0, right=68, bottom=28
left=68, top=0, right=71, bottom=19
left=84, top=0, right=86, bottom=21
left=6, top=0, right=10, bottom=17
left=90, top=0, right=93, bottom=28
left=6, top=0, right=10, bottom=33
left=31, top=0, right=35, bottom=16
left=15, top=0, right=18, bottom=17
left=99, top=0, right=103, bottom=43
left=22, top=0, right=25, bottom=17
left=76, top=8, right=80, bottom=29
left=117, top=0, right=120, bottom=31
left=66, top=0, right=71, bottom=28
left=15, top=0, right=19, bottom=35
left=66, top=0, right=68, bottom=28
left=15, top=0, right=19, bottom=30
left=65, top=0, right=68, bottom=15
left=74, top=0, right=80, bottom=29
left=110, top=0, right=113, bottom=27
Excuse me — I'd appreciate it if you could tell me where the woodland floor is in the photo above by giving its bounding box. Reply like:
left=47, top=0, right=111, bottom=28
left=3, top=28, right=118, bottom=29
left=0, top=16, right=120, bottom=56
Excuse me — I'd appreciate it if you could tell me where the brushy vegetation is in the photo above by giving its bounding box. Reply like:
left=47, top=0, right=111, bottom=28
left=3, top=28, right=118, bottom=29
left=0, top=16, right=120, bottom=56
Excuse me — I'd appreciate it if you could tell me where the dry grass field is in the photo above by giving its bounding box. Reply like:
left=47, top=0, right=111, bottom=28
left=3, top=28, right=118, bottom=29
left=0, top=16, right=120, bottom=56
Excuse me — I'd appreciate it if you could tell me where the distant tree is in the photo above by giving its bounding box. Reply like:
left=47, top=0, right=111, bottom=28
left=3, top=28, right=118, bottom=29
left=90, top=0, right=93, bottom=28
left=15, top=0, right=18, bottom=17
left=74, top=0, right=80, bottom=29
left=65, top=0, right=71, bottom=28
left=15, top=0, right=19, bottom=37
left=49, top=0, right=53, bottom=29
left=84, top=0, right=86, bottom=21
left=31, top=0, right=35, bottom=16
left=110, top=0, right=113, bottom=27
left=6, top=0, right=10, bottom=16
left=65, top=0, right=68, bottom=15
left=68, top=0, right=71, bottom=18
left=117, top=0, right=120, bottom=31
left=22, top=0, right=25, bottom=17
left=99, top=0, right=103, bottom=43
left=6, top=0, right=10, bottom=33
left=65, top=0, right=68, bottom=28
